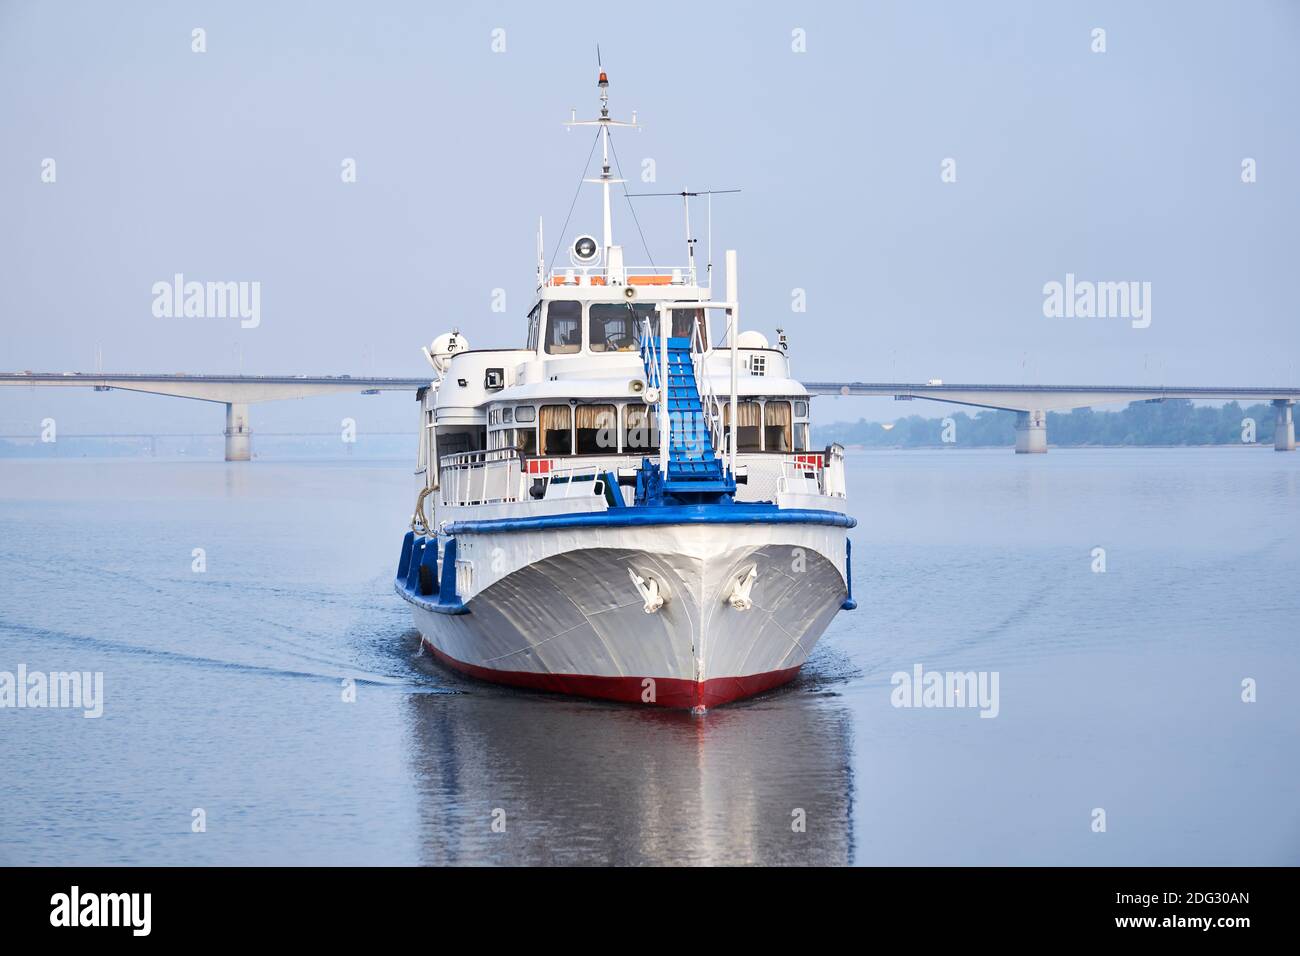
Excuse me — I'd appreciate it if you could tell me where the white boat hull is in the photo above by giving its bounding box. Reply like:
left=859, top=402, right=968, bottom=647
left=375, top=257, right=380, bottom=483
left=398, top=519, right=851, bottom=710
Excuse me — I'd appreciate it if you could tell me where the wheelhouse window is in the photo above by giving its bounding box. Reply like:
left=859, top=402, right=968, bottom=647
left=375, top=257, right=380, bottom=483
left=615, top=303, right=704, bottom=343
left=540, top=404, right=573, bottom=455
left=624, top=404, right=660, bottom=451
left=589, top=304, right=639, bottom=352
left=723, top=401, right=763, bottom=453
left=764, top=401, right=793, bottom=452
left=515, top=427, right=537, bottom=457
left=526, top=303, right=541, bottom=351
left=575, top=404, right=618, bottom=454
left=624, top=302, right=663, bottom=341
left=672, top=308, right=706, bottom=345
left=514, top=405, right=536, bottom=423
left=545, top=301, right=582, bottom=354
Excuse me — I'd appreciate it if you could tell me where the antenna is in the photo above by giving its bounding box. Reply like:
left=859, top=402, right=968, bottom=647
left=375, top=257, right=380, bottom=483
left=563, top=53, right=639, bottom=261
left=707, top=191, right=713, bottom=287
left=536, top=216, right=544, bottom=286
left=624, top=189, right=741, bottom=290
left=683, top=193, right=694, bottom=278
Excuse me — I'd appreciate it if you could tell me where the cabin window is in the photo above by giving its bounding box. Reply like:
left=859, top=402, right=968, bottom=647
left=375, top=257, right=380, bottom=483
left=723, top=401, right=763, bottom=453
left=793, top=401, right=809, bottom=450
left=589, top=304, right=639, bottom=352
left=672, top=308, right=706, bottom=345
left=545, top=301, right=582, bottom=354
left=439, top=430, right=474, bottom=456
left=502, top=406, right=513, bottom=424
left=527, top=303, right=541, bottom=351
left=492, top=428, right=514, bottom=451
left=540, top=404, right=573, bottom=455
left=575, top=404, right=618, bottom=454
left=515, top=427, right=537, bottom=456
left=764, top=401, right=793, bottom=452
left=794, top=423, right=810, bottom=452
left=624, top=405, right=660, bottom=451
left=514, top=405, right=536, bottom=423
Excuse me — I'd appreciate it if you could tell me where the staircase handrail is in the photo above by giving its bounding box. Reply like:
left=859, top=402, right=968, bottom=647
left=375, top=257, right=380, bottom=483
left=690, top=316, right=725, bottom=456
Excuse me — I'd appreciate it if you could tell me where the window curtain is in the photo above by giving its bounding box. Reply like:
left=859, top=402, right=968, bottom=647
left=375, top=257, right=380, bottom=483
left=575, top=404, right=616, bottom=431
left=540, top=404, right=572, bottom=455
left=764, top=400, right=792, bottom=452
left=624, top=405, right=659, bottom=449
left=540, top=404, right=572, bottom=433
left=723, top=401, right=762, bottom=427
left=764, top=401, right=792, bottom=430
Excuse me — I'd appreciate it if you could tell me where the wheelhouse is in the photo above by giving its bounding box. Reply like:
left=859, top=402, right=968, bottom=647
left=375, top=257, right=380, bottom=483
left=533, top=298, right=708, bottom=356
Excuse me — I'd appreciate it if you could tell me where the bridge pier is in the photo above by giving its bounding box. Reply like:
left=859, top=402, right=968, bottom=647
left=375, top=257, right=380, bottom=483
left=224, top=402, right=251, bottom=461
left=1014, top=409, right=1047, bottom=454
left=1275, top=400, right=1295, bottom=451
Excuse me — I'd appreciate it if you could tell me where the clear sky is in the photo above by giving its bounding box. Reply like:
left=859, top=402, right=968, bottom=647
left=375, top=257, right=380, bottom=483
left=2, top=0, right=1297, bottom=434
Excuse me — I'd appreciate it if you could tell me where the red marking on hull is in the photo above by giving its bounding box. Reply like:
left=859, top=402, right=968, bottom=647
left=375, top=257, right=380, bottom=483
left=422, top=640, right=801, bottom=710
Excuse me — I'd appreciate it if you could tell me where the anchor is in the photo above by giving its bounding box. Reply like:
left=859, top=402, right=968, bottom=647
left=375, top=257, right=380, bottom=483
left=726, top=564, right=758, bottom=611
left=628, top=568, right=665, bottom=614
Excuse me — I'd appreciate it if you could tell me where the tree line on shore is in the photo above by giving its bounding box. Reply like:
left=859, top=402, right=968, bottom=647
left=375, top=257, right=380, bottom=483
left=815, top=399, right=1286, bottom=448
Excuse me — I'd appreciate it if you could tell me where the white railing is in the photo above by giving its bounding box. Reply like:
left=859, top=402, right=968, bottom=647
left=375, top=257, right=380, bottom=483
left=823, top=443, right=847, bottom=498
left=743, top=449, right=847, bottom=502
left=544, top=264, right=697, bottom=288
left=639, top=317, right=661, bottom=395
left=528, top=455, right=639, bottom=506
left=640, top=316, right=670, bottom=473
left=438, top=448, right=526, bottom=507
left=437, top=447, right=845, bottom=509
left=690, top=315, right=726, bottom=455
left=776, top=457, right=822, bottom=497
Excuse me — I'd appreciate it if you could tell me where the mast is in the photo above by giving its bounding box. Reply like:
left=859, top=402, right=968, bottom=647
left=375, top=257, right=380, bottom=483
left=599, top=69, right=613, bottom=252
left=564, top=56, right=638, bottom=262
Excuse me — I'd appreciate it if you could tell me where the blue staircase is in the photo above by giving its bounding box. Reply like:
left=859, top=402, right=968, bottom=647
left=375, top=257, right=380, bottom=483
left=639, top=335, right=735, bottom=502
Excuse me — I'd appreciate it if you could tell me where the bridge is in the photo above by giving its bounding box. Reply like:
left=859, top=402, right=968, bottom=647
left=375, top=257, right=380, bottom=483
left=3, top=372, right=1297, bottom=458
left=0, top=373, right=429, bottom=460
left=802, top=383, right=1299, bottom=452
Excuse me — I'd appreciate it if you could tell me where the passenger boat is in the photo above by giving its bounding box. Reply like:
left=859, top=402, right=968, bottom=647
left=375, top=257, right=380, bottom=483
left=395, top=68, right=855, bottom=711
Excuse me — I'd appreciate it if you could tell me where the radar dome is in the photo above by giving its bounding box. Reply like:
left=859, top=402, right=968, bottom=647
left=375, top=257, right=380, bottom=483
left=425, top=330, right=470, bottom=372
left=737, top=330, right=770, bottom=349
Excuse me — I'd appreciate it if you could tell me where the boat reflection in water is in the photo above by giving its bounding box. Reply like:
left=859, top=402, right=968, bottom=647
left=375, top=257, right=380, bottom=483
left=402, top=638, right=856, bottom=866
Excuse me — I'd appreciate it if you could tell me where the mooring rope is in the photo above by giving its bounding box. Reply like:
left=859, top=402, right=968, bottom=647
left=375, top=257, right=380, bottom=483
left=410, top=486, right=436, bottom=536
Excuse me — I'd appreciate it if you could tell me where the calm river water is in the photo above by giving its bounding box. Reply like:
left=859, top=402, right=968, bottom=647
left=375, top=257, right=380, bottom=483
left=1, top=449, right=1296, bottom=865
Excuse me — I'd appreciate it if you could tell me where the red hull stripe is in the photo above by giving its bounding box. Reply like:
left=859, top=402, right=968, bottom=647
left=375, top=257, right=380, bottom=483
left=422, top=640, right=801, bottom=710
